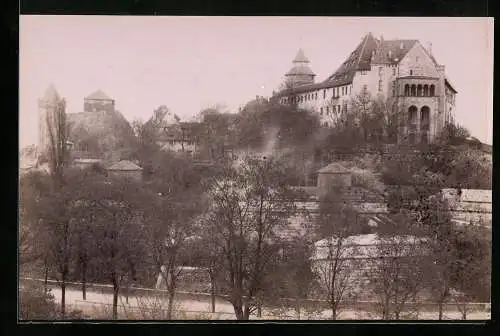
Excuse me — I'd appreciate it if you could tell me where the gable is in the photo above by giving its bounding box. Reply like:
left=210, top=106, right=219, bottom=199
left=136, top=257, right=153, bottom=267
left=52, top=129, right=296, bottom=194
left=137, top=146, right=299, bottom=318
left=398, top=42, right=439, bottom=78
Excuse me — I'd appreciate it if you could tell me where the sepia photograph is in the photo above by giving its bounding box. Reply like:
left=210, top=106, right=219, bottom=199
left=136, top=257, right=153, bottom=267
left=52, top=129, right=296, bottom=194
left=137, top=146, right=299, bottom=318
left=19, top=16, right=492, bottom=321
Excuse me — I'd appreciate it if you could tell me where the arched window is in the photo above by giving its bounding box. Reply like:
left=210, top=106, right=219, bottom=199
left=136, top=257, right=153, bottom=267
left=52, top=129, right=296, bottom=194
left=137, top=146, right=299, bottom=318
left=420, top=106, right=430, bottom=130
left=408, top=106, right=418, bottom=126
left=417, top=84, right=422, bottom=97
left=410, top=85, right=416, bottom=96
left=404, top=84, right=410, bottom=96
left=430, top=85, right=435, bottom=96
left=423, top=85, right=429, bottom=96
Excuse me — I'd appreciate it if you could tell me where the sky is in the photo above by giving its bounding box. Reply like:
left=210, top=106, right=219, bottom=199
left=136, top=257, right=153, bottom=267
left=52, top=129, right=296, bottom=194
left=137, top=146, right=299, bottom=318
left=20, top=16, right=493, bottom=148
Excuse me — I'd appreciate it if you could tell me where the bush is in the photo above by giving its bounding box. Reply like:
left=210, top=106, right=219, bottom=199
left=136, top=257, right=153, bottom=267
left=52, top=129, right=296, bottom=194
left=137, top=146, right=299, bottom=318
left=19, top=284, right=58, bottom=320
left=19, top=283, right=87, bottom=320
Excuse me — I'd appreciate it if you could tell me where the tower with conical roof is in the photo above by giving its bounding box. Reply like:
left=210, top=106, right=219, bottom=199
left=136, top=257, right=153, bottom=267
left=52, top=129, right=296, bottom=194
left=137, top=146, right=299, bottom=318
left=84, top=89, right=115, bottom=113
left=38, top=84, right=63, bottom=158
left=284, top=49, right=316, bottom=87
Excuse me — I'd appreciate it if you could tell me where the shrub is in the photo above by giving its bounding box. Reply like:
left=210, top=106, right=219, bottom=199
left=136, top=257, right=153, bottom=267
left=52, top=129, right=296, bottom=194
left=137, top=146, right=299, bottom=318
left=19, top=284, right=58, bottom=320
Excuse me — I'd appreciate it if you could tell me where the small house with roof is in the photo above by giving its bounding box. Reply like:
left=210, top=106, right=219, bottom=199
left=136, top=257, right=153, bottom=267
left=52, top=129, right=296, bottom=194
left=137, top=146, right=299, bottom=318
left=316, top=162, right=353, bottom=197
left=106, top=160, right=143, bottom=181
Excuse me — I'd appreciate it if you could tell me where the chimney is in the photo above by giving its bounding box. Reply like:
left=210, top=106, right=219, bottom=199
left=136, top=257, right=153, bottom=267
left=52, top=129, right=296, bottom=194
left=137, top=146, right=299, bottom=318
left=426, top=41, right=433, bottom=55
left=400, top=43, right=404, bottom=49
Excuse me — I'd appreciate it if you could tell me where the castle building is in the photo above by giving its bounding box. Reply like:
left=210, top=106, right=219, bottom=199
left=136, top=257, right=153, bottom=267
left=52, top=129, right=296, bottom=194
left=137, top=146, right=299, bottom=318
left=273, top=33, right=458, bottom=144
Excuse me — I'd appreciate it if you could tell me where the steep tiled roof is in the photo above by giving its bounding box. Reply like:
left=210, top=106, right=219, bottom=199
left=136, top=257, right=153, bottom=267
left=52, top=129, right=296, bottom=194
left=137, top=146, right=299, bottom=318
left=106, top=160, right=142, bottom=171
left=317, top=162, right=350, bottom=174
left=323, top=32, right=379, bottom=86
left=285, top=65, right=316, bottom=76
left=42, top=83, right=61, bottom=102
left=85, top=89, right=112, bottom=101
left=371, top=39, right=419, bottom=65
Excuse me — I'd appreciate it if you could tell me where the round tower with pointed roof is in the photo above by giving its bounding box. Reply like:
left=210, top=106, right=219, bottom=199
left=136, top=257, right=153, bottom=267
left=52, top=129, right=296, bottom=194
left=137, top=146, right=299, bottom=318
left=38, top=83, right=63, bottom=157
left=84, top=89, right=115, bottom=113
left=284, top=49, right=316, bottom=87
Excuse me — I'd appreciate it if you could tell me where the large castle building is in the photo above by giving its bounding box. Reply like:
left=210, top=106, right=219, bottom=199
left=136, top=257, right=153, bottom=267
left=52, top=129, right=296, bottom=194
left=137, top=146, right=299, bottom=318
left=273, top=33, right=458, bottom=144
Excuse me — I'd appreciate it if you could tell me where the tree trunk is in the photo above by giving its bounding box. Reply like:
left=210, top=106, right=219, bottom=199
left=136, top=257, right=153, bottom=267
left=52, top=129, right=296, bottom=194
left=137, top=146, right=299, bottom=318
left=296, top=298, right=301, bottom=319
left=166, top=287, right=175, bottom=319
left=331, top=304, right=337, bottom=320
left=112, top=283, right=119, bottom=320
left=257, top=301, right=262, bottom=318
left=81, top=259, right=87, bottom=300
left=382, top=298, right=390, bottom=319
left=125, top=281, right=129, bottom=304
left=438, top=301, right=443, bottom=320
left=461, top=306, right=467, bottom=320
left=243, top=304, right=251, bottom=320
left=44, top=262, right=49, bottom=295
left=61, top=280, right=66, bottom=319
left=233, top=304, right=244, bottom=320
left=210, top=277, right=216, bottom=313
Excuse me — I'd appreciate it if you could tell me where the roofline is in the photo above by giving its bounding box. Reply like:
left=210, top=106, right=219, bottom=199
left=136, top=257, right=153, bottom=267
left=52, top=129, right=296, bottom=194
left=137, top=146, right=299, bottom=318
left=355, top=33, right=371, bottom=70
left=274, top=80, right=352, bottom=97
left=397, top=75, right=439, bottom=80
left=445, top=78, right=458, bottom=93
left=84, top=97, right=115, bottom=101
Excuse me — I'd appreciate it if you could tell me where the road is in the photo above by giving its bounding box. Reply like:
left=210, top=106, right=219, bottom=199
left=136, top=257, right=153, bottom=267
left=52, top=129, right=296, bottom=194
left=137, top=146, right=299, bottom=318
left=22, top=278, right=490, bottom=320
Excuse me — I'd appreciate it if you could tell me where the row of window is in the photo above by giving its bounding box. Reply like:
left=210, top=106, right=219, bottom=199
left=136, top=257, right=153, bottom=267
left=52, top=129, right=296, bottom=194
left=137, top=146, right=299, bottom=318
left=361, top=66, right=398, bottom=77
left=320, top=104, right=347, bottom=116
left=403, top=84, right=436, bottom=97
left=280, top=85, right=352, bottom=104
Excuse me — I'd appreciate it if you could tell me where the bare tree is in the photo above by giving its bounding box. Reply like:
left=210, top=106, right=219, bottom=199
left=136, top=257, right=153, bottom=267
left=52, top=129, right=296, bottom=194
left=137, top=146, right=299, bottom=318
left=37, top=187, right=78, bottom=319
left=314, top=189, right=362, bottom=319
left=90, top=178, right=150, bottom=319
left=367, top=235, right=429, bottom=320
left=45, top=97, right=69, bottom=189
left=205, top=156, right=297, bottom=320
left=150, top=197, right=202, bottom=319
